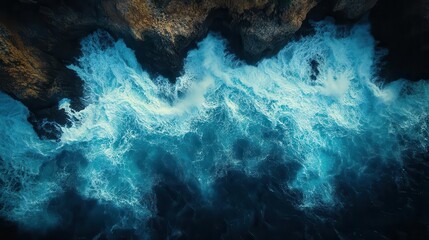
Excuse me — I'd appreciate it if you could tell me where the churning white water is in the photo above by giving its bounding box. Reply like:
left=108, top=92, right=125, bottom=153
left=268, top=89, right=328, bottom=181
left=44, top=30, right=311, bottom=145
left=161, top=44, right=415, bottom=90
left=0, top=20, right=428, bottom=231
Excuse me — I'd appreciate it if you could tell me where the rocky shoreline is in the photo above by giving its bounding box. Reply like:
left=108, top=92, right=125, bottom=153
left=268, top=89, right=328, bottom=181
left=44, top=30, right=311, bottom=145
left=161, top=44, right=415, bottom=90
left=0, top=0, right=428, bottom=138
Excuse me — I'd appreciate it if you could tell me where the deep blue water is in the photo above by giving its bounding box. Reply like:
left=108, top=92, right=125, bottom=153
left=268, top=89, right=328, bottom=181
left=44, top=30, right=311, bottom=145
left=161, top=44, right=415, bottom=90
left=0, top=20, right=428, bottom=239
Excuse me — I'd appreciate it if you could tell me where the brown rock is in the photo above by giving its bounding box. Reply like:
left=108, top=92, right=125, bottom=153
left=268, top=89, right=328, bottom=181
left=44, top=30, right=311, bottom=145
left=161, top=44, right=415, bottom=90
left=0, top=21, right=81, bottom=111
left=0, top=0, right=319, bottom=110
left=0, top=0, right=381, bottom=138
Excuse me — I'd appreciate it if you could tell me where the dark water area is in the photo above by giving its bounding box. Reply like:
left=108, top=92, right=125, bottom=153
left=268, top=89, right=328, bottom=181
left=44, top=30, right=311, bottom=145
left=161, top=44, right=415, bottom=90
left=0, top=20, right=428, bottom=239
left=3, top=154, right=429, bottom=239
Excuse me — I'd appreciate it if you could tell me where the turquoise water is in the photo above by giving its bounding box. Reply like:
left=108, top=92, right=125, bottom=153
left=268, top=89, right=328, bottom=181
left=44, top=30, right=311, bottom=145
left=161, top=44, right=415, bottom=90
left=0, top=20, right=428, bottom=238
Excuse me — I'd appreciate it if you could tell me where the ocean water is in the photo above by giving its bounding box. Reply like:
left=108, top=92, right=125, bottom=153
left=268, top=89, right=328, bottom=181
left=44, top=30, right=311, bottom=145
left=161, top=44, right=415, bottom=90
left=1, top=20, right=428, bottom=239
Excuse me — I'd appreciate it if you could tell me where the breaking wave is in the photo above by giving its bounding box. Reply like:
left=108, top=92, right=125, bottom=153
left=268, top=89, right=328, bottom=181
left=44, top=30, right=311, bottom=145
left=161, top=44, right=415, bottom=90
left=1, top=20, right=428, bottom=239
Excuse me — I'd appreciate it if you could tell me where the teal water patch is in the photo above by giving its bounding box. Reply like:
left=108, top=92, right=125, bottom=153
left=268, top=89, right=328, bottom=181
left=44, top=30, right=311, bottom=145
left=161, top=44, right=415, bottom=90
left=0, top=94, right=60, bottom=228
left=0, top=20, right=428, bottom=235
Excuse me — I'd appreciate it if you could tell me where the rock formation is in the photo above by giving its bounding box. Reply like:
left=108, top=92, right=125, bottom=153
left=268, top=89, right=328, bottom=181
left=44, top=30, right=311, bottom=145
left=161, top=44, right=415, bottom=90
left=3, top=0, right=426, bottom=138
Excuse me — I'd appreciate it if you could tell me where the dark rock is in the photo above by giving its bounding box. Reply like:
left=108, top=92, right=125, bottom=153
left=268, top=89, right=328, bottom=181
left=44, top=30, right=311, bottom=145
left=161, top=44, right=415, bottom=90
left=333, top=0, right=378, bottom=19
left=370, top=0, right=429, bottom=81
left=0, top=0, right=383, bottom=139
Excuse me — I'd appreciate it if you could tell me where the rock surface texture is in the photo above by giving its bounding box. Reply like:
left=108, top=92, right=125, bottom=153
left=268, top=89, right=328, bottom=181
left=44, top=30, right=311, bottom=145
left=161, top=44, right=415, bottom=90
left=1, top=0, right=426, bottom=137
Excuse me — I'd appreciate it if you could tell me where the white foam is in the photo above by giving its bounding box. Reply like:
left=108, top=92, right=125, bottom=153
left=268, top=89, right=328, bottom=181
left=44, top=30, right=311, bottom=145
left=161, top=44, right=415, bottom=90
left=0, top=20, right=428, bottom=229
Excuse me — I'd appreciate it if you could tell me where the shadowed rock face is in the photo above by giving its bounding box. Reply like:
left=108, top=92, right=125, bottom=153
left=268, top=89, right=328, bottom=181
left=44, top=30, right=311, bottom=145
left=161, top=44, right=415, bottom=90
left=333, top=0, right=378, bottom=19
left=0, top=0, right=382, bottom=137
left=370, top=0, right=429, bottom=81
left=91, top=0, right=322, bottom=79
